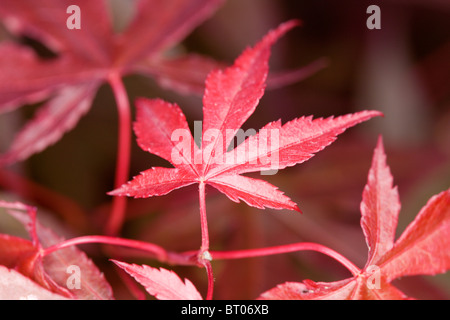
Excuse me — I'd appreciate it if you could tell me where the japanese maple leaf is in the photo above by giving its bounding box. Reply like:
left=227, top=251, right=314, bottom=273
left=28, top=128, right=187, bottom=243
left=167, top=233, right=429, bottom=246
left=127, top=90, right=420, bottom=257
left=112, top=260, right=203, bottom=300
left=259, top=137, right=450, bottom=300
left=0, top=0, right=224, bottom=164
left=0, top=200, right=114, bottom=299
left=0, top=265, right=68, bottom=300
left=109, top=21, right=381, bottom=219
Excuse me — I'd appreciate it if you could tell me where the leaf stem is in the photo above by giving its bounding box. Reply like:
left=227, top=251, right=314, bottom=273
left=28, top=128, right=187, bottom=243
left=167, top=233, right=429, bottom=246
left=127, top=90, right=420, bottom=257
left=210, top=242, right=361, bottom=277
left=203, top=260, right=214, bottom=300
left=198, top=181, right=215, bottom=299
left=42, top=235, right=164, bottom=260
left=105, top=73, right=131, bottom=236
left=40, top=235, right=197, bottom=266
left=198, top=181, right=210, bottom=252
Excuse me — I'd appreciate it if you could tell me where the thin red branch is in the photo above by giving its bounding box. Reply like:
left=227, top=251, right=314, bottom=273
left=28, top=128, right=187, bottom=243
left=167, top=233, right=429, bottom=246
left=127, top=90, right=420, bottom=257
left=42, top=235, right=165, bottom=260
left=199, top=181, right=210, bottom=252
left=203, top=260, right=214, bottom=300
left=40, top=235, right=196, bottom=266
left=210, top=242, right=361, bottom=277
left=198, top=181, right=215, bottom=299
left=105, top=73, right=132, bottom=236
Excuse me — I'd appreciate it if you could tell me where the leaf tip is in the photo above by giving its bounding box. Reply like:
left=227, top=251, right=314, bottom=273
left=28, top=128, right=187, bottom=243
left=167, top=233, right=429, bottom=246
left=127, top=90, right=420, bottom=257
left=106, top=189, right=118, bottom=197
left=107, top=187, right=127, bottom=197
left=376, top=134, right=385, bottom=149
left=294, top=204, right=303, bottom=214
left=367, top=110, right=384, bottom=118
left=110, top=259, right=124, bottom=268
left=284, top=18, right=303, bottom=29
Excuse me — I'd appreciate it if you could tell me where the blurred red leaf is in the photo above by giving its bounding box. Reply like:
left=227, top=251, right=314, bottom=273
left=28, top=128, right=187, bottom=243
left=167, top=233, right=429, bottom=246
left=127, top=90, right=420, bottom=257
left=0, top=200, right=114, bottom=299
left=0, top=265, right=67, bottom=300
left=113, top=260, right=202, bottom=300
left=0, top=0, right=224, bottom=164
left=259, top=137, right=450, bottom=300
left=0, top=234, right=36, bottom=268
left=378, top=189, right=450, bottom=281
left=0, top=0, right=324, bottom=165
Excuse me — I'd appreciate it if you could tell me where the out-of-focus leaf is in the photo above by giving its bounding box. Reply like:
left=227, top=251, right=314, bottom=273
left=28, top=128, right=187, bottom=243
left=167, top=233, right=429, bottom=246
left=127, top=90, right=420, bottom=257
left=113, top=260, right=202, bottom=300
left=0, top=265, right=67, bottom=300
left=0, top=0, right=225, bottom=164
left=0, top=200, right=114, bottom=299
left=259, top=137, right=450, bottom=300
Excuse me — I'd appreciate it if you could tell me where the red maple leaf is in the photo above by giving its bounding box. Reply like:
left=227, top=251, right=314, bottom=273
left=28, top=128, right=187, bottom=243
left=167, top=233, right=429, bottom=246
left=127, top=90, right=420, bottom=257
left=112, top=260, right=203, bottom=300
left=0, top=200, right=114, bottom=299
left=109, top=20, right=381, bottom=212
left=258, top=137, right=450, bottom=300
left=0, top=265, right=69, bottom=300
left=109, top=20, right=381, bottom=256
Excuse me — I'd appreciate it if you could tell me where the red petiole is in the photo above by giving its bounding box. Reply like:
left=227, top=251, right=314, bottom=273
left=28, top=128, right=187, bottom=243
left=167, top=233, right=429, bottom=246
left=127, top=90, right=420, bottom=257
left=104, top=73, right=132, bottom=236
